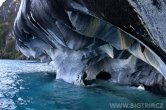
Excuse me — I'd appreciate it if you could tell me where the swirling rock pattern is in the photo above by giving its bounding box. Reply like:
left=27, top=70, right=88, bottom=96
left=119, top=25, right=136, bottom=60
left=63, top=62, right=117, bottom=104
left=13, top=0, right=166, bottom=94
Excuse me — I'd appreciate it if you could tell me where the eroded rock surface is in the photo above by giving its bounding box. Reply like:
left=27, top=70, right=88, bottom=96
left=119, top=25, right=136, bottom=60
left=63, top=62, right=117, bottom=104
left=13, top=0, right=166, bottom=94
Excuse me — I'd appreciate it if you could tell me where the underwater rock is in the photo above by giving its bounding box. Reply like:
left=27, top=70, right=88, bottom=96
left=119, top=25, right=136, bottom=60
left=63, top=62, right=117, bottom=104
left=13, top=0, right=166, bottom=94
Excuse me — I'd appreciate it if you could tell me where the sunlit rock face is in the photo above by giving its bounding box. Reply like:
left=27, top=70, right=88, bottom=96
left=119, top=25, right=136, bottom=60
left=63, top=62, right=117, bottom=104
left=13, top=0, right=166, bottom=94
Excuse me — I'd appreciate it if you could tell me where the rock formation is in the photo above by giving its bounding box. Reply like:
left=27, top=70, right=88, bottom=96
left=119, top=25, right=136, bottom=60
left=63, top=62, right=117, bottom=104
left=13, top=0, right=166, bottom=94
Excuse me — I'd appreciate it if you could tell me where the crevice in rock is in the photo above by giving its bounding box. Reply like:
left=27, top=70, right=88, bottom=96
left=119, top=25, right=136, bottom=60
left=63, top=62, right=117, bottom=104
left=152, top=0, right=162, bottom=9
left=96, top=71, right=111, bottom=80
left=82, top=72, right=95, bottom=85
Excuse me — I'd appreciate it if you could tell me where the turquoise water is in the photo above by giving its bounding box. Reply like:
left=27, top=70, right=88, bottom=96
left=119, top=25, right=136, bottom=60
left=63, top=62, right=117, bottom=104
left=0, top=60, right=166, bottom=110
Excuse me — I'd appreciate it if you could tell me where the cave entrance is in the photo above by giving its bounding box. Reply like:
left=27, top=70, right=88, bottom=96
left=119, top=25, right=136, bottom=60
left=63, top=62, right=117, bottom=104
left=96, top=72, right=111, bottom=80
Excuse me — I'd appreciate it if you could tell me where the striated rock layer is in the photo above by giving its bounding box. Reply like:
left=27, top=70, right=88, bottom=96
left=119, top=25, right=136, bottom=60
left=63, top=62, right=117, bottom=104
left=13, top=0, right=166, bottom=94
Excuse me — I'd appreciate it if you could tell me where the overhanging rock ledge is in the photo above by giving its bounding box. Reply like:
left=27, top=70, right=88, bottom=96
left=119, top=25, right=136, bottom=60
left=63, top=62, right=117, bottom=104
left=13, top=0, right=166, bottom=94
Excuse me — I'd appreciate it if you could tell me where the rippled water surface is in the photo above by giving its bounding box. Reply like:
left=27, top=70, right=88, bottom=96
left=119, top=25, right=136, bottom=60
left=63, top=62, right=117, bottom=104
left=0, top=60, right=166, bottom=110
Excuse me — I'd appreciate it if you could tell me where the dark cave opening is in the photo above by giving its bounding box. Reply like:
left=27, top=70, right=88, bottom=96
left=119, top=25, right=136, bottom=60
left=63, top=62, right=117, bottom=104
left=96, top=72, right=111, bottom=80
